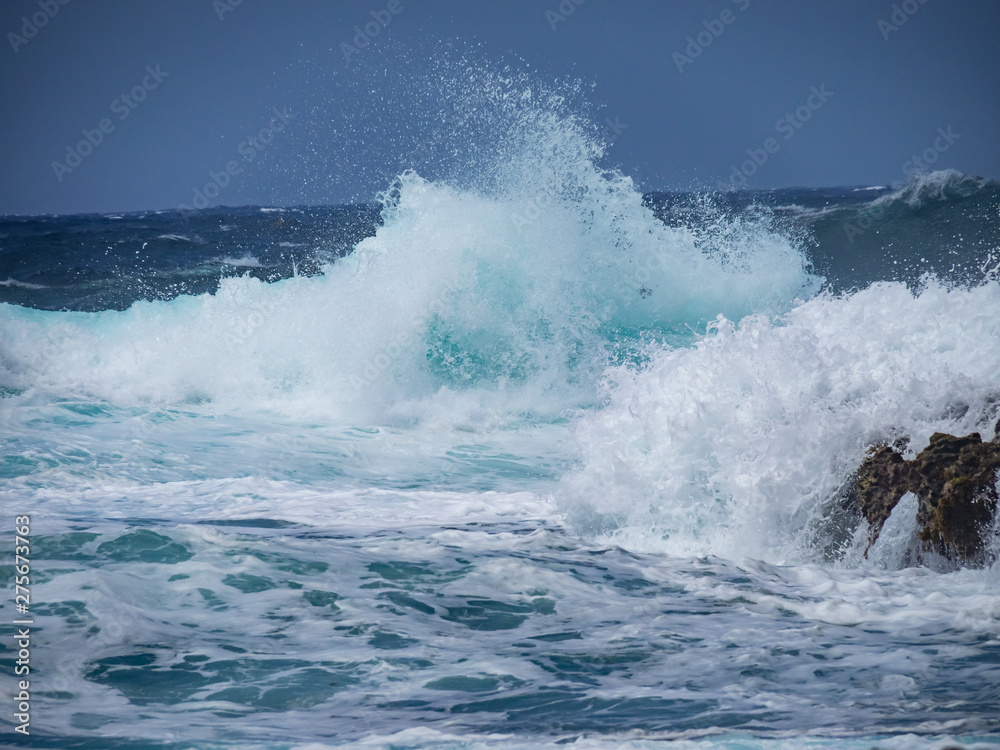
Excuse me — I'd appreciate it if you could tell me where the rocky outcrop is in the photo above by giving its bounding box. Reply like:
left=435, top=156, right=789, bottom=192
left=851, top=429, right=1000, bottom=564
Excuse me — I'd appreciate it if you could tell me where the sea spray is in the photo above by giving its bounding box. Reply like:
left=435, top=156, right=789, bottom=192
left=560, top=279, right=1000, bottom=565
left=1, top=66, right=816, bottom=425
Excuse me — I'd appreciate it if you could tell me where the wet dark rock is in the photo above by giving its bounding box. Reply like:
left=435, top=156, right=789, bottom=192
left=850, top=428, right=1000, bottom=564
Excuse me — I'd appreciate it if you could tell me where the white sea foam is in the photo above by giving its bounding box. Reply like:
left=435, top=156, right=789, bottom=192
left=873, top=169, right=991, bottom=209
left=220, top=254, right=263, bottom=267
left=864, top=491, right=922, bottom=571
left=560, top=279, right=1000, bottom=565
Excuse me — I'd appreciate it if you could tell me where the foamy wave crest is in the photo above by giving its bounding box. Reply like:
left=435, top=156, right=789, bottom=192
left=560, top=280, right=1000, bottom=565
left=874, top=169, right=994, bottom=209
left=0, top=69, right=816, bottom=424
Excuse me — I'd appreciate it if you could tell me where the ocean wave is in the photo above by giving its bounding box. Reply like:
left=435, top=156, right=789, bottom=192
left=0, top=68, right=816, bottom=423
left=874, top=169, right=995, bottom=209
left=560, top=279, right=1000, bottom=566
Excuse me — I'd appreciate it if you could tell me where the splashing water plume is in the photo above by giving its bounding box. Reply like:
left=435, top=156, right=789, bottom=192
left=1, top=63, right=817, bottom=428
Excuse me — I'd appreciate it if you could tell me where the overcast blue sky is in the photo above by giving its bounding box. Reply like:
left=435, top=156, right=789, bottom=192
left=1, top=0, right=998, bottom=215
